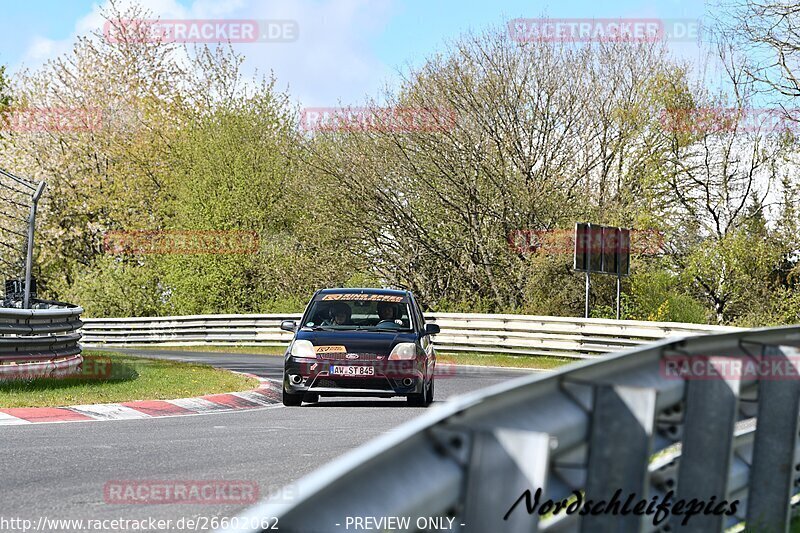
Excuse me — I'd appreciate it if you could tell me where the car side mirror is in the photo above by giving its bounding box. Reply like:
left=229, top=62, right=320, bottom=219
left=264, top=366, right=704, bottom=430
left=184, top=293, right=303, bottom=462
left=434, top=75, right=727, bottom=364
left=280, top=320, right=297, bottom=332
left=424, top=323, right=440, bottom=336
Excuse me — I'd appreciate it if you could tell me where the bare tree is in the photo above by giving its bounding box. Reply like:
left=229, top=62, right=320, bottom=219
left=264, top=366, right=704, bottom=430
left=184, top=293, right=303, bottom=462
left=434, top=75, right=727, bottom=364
left=657, top=41, right=791, bottom=322
left=304, top=28, right=685, bottom=311
left=715, top=1, right=800, bottom=120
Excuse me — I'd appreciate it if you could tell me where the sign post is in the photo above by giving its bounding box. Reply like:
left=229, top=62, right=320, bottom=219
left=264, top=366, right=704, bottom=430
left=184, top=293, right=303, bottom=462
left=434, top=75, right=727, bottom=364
left=574, top=223, right=590, bottom=318
left=574, top=223, right=631, bottom=319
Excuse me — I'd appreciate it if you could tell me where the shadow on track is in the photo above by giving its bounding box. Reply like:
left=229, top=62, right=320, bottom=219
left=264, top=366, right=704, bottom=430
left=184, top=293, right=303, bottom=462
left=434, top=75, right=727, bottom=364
left=303, top=399, right=423, bottom=408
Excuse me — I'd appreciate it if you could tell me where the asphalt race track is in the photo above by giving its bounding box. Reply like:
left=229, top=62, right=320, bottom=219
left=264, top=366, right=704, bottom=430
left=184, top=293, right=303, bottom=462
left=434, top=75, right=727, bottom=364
left=0, top=349, right=535, bottom=528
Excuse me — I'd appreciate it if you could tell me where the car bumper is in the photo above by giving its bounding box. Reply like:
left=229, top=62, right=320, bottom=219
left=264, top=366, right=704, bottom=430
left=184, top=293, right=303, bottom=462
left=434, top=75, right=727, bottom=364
left=284, top=357, right=425, bottom=397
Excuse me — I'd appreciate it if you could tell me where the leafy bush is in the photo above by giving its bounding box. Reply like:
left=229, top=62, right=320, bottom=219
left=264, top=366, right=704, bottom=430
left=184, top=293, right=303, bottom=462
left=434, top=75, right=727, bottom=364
left=624, top=269, right=708, bottom=323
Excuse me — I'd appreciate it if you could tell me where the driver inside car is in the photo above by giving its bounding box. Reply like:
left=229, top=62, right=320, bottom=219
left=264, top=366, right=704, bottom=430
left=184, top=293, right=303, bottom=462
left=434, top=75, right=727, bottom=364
left=375, top=301, right=402, bottom=328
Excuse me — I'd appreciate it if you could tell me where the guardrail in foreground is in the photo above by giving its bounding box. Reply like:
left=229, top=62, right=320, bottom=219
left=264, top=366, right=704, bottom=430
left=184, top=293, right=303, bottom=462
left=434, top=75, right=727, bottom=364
left=0, top=302, right=84, bottom=379
left=80, top=313, right=738, bottom=359
left=223, top=325, right=800, bottom=533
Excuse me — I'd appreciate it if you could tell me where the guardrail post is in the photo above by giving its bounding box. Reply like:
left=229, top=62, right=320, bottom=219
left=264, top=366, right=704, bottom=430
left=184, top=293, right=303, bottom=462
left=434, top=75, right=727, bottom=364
left=672, top=358, right=741, bottom=532
left=581, top=385, right=657, bottom=532
left=746, top=346, right=800, bottom=531
left=463, top=429, right=551, bottom=533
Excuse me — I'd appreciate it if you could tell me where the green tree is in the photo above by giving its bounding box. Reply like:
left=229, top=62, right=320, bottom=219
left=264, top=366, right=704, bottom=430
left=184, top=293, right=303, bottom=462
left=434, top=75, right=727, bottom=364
left=155, top=80, right=360, bottom=314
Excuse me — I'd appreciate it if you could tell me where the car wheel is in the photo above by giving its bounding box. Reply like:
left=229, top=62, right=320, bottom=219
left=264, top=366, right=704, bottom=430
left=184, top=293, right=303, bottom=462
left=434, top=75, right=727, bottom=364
left=425, top=377, right=434, bottom=406
left=304, top=393, right=319, bottom=403
left=283, top=386, right=303, bottom=406
left=406, top=379, right=428, bottom=407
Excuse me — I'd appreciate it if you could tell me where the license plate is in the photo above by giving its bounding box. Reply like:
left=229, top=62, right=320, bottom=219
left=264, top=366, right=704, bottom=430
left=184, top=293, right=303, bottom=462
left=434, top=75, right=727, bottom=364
left=330, top=366, right=375, bottom=376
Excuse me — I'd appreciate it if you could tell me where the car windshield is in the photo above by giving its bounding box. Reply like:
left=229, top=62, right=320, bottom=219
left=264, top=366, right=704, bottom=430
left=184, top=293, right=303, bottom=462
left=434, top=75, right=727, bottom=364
left=302, top=295, right=413, bottom=331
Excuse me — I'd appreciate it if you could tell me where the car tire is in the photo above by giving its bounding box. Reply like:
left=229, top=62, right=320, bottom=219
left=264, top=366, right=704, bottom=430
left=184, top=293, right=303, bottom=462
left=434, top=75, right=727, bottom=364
left=425, top=377, right=434, bottom=406
left=283, top=386, right=304, bottom=407
left=406, top=379, right=428, bottom=407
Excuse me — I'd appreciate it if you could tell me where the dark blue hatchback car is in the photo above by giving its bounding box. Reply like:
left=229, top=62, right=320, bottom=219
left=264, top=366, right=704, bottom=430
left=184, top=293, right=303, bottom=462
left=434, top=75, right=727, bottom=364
left=280, top=288, right=439, bottom=406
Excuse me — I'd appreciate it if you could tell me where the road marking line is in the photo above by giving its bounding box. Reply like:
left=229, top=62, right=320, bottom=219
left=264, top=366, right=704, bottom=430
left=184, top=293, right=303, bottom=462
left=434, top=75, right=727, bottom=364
left=203, top=393, right=264, bottom=409
left=0, top=379, right=283, bottom=427
left=1, top=407, right=96, bottom=423
left=231, top=391, right=279, bottom=406
left=69, top=404, right=152, bottom=420
left=0, top=412, right=31, bottom=425
left=166, top=397, right=231, bottom=412
left=120, top=400, right=194, bottom=417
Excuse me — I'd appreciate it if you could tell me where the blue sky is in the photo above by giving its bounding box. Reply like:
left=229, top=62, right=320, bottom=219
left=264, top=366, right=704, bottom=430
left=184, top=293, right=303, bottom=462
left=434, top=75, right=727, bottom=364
left=0, top=0, right=715, bottom=106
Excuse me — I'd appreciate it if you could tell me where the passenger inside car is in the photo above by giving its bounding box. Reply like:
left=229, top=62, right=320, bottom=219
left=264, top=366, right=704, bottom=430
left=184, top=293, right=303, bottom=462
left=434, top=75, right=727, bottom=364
left=322, top=302, right=351, bottom=326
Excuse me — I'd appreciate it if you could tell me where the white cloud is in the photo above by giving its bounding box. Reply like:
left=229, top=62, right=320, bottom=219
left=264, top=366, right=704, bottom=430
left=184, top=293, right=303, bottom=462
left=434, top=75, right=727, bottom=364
left=245, top=0, right=397, bottom=106
left=22, top=36, right=72, bottom=64
left=17, top=0, right=399, bottom=107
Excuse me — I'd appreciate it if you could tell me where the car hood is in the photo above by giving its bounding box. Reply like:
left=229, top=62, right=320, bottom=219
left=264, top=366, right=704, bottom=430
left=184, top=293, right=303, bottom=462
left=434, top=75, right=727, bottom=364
left=294, top=329, right=417, bottom=355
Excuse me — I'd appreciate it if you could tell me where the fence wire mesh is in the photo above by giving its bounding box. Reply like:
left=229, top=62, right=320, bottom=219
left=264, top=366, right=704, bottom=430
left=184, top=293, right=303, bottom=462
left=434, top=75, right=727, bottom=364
left=0, top=168, right=36, bottom=299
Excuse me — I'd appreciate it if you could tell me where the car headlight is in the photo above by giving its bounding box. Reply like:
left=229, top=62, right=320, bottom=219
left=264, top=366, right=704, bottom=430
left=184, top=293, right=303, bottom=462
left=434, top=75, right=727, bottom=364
left=290, top=339, right=316, bottom=359
left=389, top=342, right=417, bottom=360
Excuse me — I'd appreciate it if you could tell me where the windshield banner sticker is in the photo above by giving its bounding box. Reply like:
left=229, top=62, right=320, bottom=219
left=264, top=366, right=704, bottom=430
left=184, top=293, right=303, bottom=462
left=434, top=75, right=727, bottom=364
left=320, top=294, right=405, bottom=302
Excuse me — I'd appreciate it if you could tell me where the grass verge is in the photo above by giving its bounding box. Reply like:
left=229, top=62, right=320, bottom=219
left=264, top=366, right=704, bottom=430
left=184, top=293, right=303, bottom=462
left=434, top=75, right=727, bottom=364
left=152, top=345, right=287, bottom=355
left=144, top=345, right=576, bottom=371
left=0, top=351, right=258, bottom=408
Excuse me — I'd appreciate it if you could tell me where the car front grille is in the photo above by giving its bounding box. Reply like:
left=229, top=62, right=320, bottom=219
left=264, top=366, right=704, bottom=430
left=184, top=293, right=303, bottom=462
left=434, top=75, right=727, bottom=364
left=314, top=378, right=391, bottom=390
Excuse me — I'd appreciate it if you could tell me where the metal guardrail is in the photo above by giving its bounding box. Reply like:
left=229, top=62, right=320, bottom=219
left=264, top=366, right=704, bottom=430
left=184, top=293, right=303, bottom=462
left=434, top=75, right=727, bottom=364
left=0, top=303, right=84, bottom=378
left=223, top=325, right=800, bottom=533
left=80, top=313, right=738, bottom=359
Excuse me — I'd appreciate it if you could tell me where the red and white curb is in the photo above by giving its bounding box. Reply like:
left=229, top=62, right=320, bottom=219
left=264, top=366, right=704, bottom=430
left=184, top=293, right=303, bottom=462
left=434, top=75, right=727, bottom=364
left=0, top=373, right=282, bottom=426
